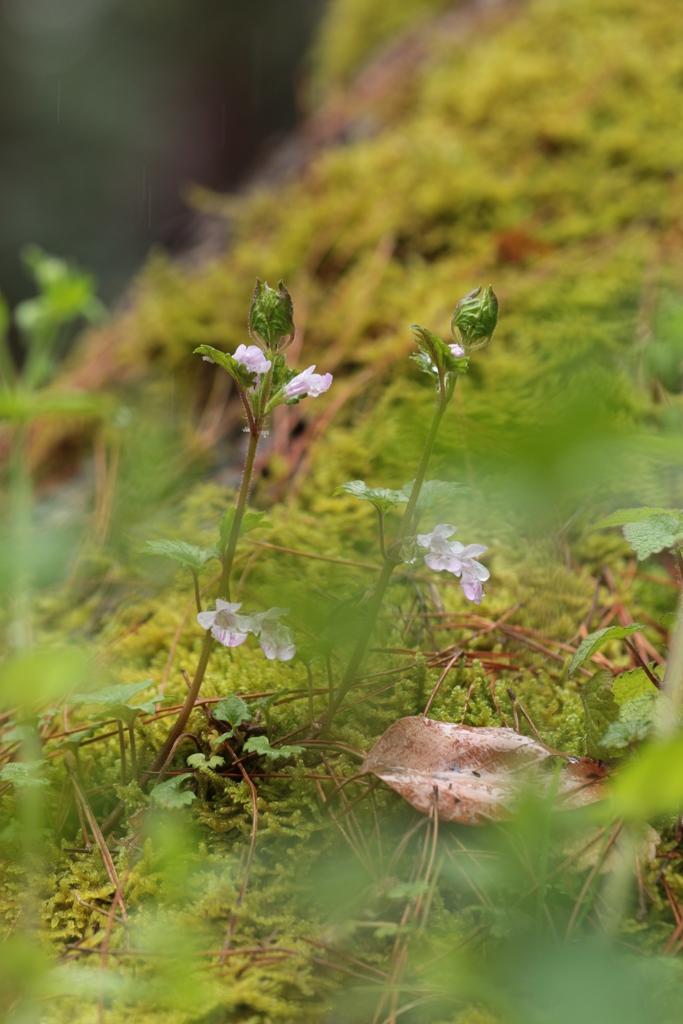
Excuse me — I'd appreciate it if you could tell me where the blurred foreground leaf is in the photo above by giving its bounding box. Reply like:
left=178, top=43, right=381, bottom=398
left=0, top=648, right=89, bottom=709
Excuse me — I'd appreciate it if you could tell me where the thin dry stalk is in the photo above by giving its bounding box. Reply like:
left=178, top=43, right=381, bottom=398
left=423, top=650, right=462, bottom=716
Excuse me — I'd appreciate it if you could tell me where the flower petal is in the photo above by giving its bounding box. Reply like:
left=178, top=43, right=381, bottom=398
left=211, top=626, right=249, bottom=647
left=461, top=575, right=484, bottom=604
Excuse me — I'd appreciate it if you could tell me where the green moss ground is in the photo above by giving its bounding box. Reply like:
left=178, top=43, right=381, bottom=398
left=5, top=0, right=683, bottom=1019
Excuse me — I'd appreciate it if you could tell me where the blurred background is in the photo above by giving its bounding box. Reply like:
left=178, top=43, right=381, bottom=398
left=0, top=0, right=325, bottom=311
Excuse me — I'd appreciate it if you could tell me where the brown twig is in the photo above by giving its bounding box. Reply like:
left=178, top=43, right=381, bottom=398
left=423, top=650, right=462, bottom=716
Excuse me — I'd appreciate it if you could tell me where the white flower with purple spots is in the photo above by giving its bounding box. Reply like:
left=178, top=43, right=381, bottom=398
left=249, top=607, right=296, bottom=662
left=197, top=600, right=253, bottom=647
left=284, top=365, right=333, bottom=400
left=234, top=344, right=272, bottom=385
left=415, top=524, right=489, bottom=605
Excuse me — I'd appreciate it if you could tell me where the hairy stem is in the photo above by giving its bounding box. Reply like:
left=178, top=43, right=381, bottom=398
left=218, top=430, right=261, bottom=600
left=138, top=629, right=214, bottom=790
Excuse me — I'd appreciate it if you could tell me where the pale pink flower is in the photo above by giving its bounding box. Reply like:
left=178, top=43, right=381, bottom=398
left=415, top=525, right=489, bottom=605
left=284, top=365, right=333, bottom=400
left=234, top=344, right=272, bottom=382
left=197, top=600, right=253, bottom=647
left=249, top=607, right=296, bottom=662
left=449, top=342, right=466, bottom=358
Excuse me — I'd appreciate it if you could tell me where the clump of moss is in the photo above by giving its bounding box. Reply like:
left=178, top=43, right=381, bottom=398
left=311, top=0, right=454, bottom=91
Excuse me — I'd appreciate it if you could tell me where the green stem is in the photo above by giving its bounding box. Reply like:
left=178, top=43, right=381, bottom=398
left=399, top=397, right=447, bottom=539
left=139, top=629, right=214, bottom=789
left=102, top=365, right=272, bottom=835
left=321, top=392, right=449, bottom=730
left=218, top=429, right=260, bottom=600
left=138, top=429, right=261, bottom=787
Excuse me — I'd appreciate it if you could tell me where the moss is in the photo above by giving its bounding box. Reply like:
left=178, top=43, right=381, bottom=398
left=311, top=0, right=454, bottom=91
left=9, top=0, right=683, bottom=1019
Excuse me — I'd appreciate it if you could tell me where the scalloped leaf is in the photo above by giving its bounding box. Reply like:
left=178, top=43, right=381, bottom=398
left=0, top=761, right=50, bottom=789
left=568, top=624, right=646, bottom=676
left=150, top=775, right=196, bottom=809
left=213, top=696, right=252, bottom=731
left=141, top=540, right=218, bottom=573
left=68, top=679, right=165, bottom=724
left=187, top=753, right=225, bottom=770
left=68, top=680, right=154, bottom=707
left=242, top=736, right=303, bottom=761
left=194, top=344, right=257, bottom=389
left=623, top=513, right=683, bottom=560
left=334, top=479, right=407, bottom=512
left=592, top=507, right=674, bottom=529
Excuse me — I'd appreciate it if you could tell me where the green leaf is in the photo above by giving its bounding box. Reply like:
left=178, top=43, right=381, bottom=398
left=410, top=326, right=466, bottom=377
left=242, top=736, right=303, bottom=761
left=623, top=513, right=683, bottom=560
left=334, top=480, right=407, bottom=513
left=68, top=680, right=154, bottom=707
left=660, top=611, right=677, bottom=629
left=194, top=344, right=257, bottom=389
left=69, top=680, right=165, bottom=724
left=401, top=478, right=469, bottom=515
left=218, top=509, right=272, bottom=554
left=249, top=279, right=294, bottom=349
left=601, top=692, right=656, bottom=751
left=47, top=727, right=97, bottom=751
left=213, top=696, right=252, bottom=730
left=568, top=624, right=646, bottom=676
left=580, top=670, right=621, bottom=759
left=593, top=503, right=675, bottom=528
left=141, top=540, right=218, bottom=573
left=149, top=775, right=196, bottom=809
left=612, top=667, right=661, bottom=705
left=592, top=507, right=674, bottom=529
left=187, top=753, right=225, bottom=770
left=0, top=761, right=49, bottom=789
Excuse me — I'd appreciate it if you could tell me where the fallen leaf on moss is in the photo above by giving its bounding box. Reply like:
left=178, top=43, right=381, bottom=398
left=362, top=716, right=607, bottom=824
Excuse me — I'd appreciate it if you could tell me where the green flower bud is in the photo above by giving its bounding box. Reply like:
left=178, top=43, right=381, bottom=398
left=249, top=279, right=295, bottom=352
left=450, top=284, right=498, bottom=351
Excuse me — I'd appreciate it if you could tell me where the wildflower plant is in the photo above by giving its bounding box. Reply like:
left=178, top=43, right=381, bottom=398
left=124, top=279, right=497, bottom=800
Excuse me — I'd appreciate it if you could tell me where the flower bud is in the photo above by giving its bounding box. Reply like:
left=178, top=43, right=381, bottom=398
left=249, top=279, right=295, bottom=352
left=450, top=285, right=498, bottom=351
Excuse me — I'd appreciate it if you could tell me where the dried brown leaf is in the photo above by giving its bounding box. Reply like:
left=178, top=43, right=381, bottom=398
left=362, top=716, right=607, bottom=824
